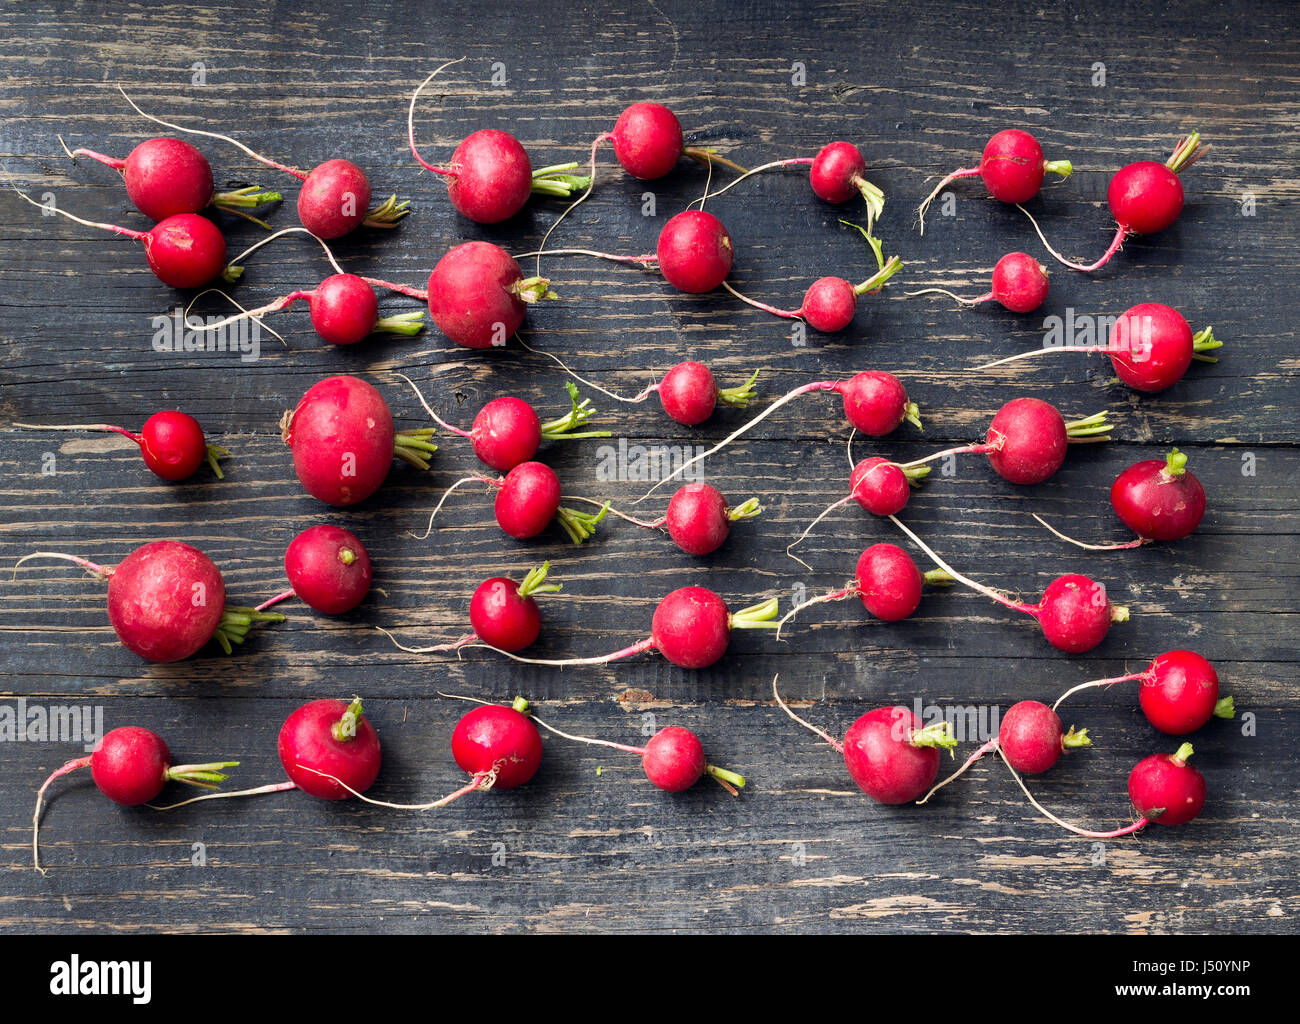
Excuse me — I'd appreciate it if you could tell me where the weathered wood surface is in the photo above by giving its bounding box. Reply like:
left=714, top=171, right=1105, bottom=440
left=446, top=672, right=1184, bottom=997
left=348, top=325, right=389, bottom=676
left=0, top=0, right=1296, bottom=933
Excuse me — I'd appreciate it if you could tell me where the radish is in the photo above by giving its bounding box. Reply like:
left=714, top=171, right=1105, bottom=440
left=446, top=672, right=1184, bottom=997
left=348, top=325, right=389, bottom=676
left=16, top=541, right=283, bottom=661
left=378, top=561, right=560, bottom=655
left=32, top=725, right=240, bottom=873
left=983, top=303, right=1221, bottom=391
left=917, top=129, right=1073, bottom=233
left=303, top=697, right=544, bottom=810
left=479, top=586, right=779, bottom=670
left=906, top=253, right=1050, bottom=314
left=257, top=525, right=373, bottom=616
left=120, top=88, right=409, bottom=238
left=917, top=700, right=1091, bottom=805
left=723, top=255, right=903, bottom=332
left=787, top=459, right=930, bottom=568
left=12, top=410, right=228, bottom=481
left=527, top=712, right=746, bottom=795
left=890, top=517, right=1130, bottom=653
left=901, top=397, right=1111, bottom=486
left=773, top=676, right=956, bottom=804
left=279, top=698, right=383, bottom=800
left=419, top=462, right=610, bottom=545
left=1024, top=132, right=1209, bottom=272
left=280, top=375, right=438, bottom=506
left=401, top=375, right=610, bottom=472
left=1053, top=650, right=1234, bottom=736
left=61, top=134, right=281, bottom=225
left=777, top=543, right=953, bottom=634
left=407, top=62, right=590, bottom=223
left=660, top=483, right=762, bottom=556
left=643, top=370, right=921, bottom=499
left=1128, top=743, right=1206, bottom=826
left=596, top=101, right=746, bottom=181
left=1035, top=448, right=1207, bottom=551
left=11, top=185, right=236, bottom=289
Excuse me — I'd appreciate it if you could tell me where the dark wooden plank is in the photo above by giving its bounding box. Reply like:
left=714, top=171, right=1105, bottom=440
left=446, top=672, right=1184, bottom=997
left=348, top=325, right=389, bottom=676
left=1, top=0, right=1297, bottom=934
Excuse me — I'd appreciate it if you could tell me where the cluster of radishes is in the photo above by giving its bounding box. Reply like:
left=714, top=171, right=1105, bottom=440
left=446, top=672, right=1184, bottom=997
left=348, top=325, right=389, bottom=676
left=17, top=70, right=1233, bottom=869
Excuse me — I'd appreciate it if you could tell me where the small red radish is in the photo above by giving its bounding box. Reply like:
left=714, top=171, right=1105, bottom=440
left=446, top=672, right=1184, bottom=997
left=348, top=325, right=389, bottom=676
left=778, top=543, right=953, bottom=635
left=377, top=562, right=561, bottom=656
left=478, top=587, right=779, bottom=671
left=63, top=135, right=282, bottom=223
left=597, top=101, right=746, bottom=181
left=787, top=459, right=930, bottom=568
left=662, top=483, right=762, bottom=556
left=279, top=697, right=383, bottom=800
left=13, top=184, right=236, bottom=289
left=1128, top=743, right=1206, bottom=826
left=918, top=700, right=1091, bottom=804
left=724, top=255, right=903, bottom=332
left=1036, top=448, right=1207, bottom=551
left=890, top=517, right=1130, bottom=653
left=12, top=410, right=228, bottom=481
left=907, top=252, right=1050, bottom=314
left=917, top=129, right=1072, bottom=233
left=982, top=303, right=1221, bottom=391
left=1026, top=132, right=1208, bottom=272
left=1053, top=650, right=1233, bottom=736
left=120, top=88, right=410, bottom=238
left=657, top=209, right=734, bottom=293
left=257, top=525, right=372, bottom=616
left=773, top=677, right=956, bottom=804
left=401, top=375, right=610, bottom=472
left=17, top=541, right=283, bottom=661
left=528, top=711, right=746, bottom=795
left=32, top=725, right=240, bottom=872
left=654, top=361, right=760, bottom=425
left=643, top=369, right=921, bottom=499
left=281, top=375, right=437, bottom=506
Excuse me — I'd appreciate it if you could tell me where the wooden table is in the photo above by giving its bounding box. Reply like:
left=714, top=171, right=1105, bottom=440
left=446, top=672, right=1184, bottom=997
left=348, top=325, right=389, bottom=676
left=2, top=0, right=1296, bottom=934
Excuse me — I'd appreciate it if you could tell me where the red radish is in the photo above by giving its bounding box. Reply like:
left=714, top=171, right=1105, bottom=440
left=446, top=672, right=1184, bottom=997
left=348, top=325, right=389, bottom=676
left=787, top=459, right=930, bottom=568
left=16, top=541, right=283, bottom=661
left=1036, top=448, right=1207, bottom=551
left=907, top=253, right=1050, bottom=314
left=12, top=410, right=228, bottom=481
left=1025, top=132, right=1208, bottom=272
left=662, top=483, right=762, bottom=556
left=643, top=370, right=921, bottom=499
left=62, top=135, right=282, bottom=223
left=279, top=698, right=382, bottom=800
left=1128, top=743, right=1206, bottom=826
left=890, top=517, right=1130, bottom=653
left=773, top=677, right=956, bottom=804
left=901, top=397, right=1111, bottom=487
left=32, top=725, right=240, bottom=872
left=527, top=712, right=746, bottom=795
left=120, top=88, right=410, bottom=238
left=478, top=586, right=779, bottom=671
left=778, top=543, right=953, bottom=634
left=599, top=101, right=746, bottom=181
left=723, top=255, right=903, bottom=332
left=257, top=525, right=372, bottom=616
left=918, top=700, right=1091, bottom=804
left=280, top=375, right=438, bottom=506
left=656, top=209, right=734, bottom=293
left=12, top=185, right=236, bottom=289
left=982, top=303, right=1221, bottom=390
left=654, top=362, right=760, bottom=425
left=917, top=129, right=1072, bottom=233
left=377, top=562, right=561, bottom=655
left=1053, top=650, right=1233, bottom=736
left=401, top=375, right=610, bottom=471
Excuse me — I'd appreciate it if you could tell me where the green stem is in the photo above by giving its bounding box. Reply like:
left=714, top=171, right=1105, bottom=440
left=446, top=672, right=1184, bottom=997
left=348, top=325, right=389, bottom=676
left=222, top=264, right=244, bottom=284
left=706, top=764, right=747, bottom=794
left=902, top=464, right=931, bottom=485
left=1214, top=696, right=1235, bottom=719
left=393, top=428, right=438, bottom=470
left=922, top=568, right=955, bottom=587
left=726, top=497, right=762, bottom=522
left=555, top=501, right=609, bottom=545
left=205, top=443, right=229, bottom=480
left=1164, top=448, right=1189, bottom=478
left=211, top=606, right=286, bottom=654
left=1061, top=726, right=1092, bottom=750
left=374, top=310, right=426, bottom=336
left=511, top=696, right=532, bottom=715
left=1063, top=410, right=1112, bottom=440
left=902, top=400, right=923, bottom=431
left=852, top=177, right=886, bottom=232
left=514, top=276, right=557, bottom=304
left=362, top=195, right=410, bottom=229
left=330, top=697, right=365, bottom=742
left=1191, top=325, right=1222, bottom=363
left=716, top=369, right=760, bottom=409
left=1172, top=742, right=1195, bottom=765
left=853, top=255, right=903, bottom=296
left=1043, top=159, right=1073, bottom=180
left=839, top=218, right=886, bottom=271
left=212, top=185, right=283, bottom=210
left=729, top=597, right=780, bottom=630
left=516, top=561, right=562, bottom=599
left=167, top=760, right=240, bottom=789
left=531, top=163, right=593, bottom=197
left=538, top=381, right=611, bottom=441
left=910, top=721, right=958, bottom=753
left=1166, top=132, right=1208, bottom=174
